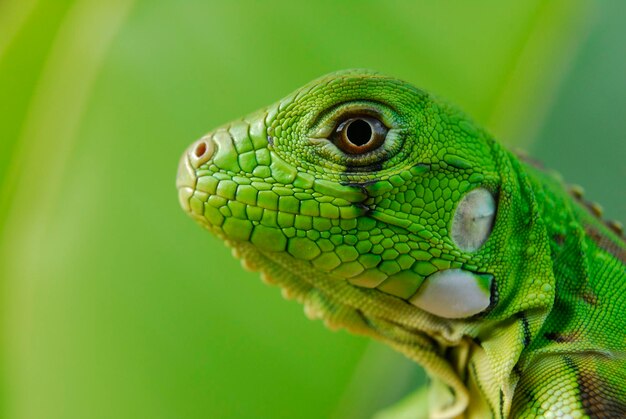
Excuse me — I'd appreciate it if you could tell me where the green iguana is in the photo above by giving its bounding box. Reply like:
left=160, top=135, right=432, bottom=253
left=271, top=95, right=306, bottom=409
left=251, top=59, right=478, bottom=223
left=176, top=70, right=626, bottom=418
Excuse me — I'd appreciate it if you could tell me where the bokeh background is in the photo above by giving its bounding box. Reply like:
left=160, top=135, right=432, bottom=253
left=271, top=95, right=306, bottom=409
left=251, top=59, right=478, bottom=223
left=1, top=1, right=624, bottom=418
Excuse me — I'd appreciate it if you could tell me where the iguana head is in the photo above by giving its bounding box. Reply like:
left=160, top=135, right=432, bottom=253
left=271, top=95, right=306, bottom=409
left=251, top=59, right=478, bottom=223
left=177, top=70, right=556, bottom=416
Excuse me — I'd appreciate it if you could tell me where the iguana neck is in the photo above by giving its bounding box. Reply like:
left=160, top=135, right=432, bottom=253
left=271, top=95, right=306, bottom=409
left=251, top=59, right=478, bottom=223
left=438, top=155, right=626, bottom=418
left=520, top=162, right=626, bottom=358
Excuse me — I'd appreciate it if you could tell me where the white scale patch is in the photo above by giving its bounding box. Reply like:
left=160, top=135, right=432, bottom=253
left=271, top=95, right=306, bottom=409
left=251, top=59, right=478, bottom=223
left=451, top=187, right=496, bottom=252
left=410, top=269, right=492, bottom=318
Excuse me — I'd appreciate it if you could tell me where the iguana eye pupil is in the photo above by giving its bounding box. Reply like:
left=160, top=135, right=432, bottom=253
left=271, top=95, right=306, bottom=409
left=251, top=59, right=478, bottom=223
left=333, top=115, right=387, bottom=154
left=346, top=119, right=372, bottom=146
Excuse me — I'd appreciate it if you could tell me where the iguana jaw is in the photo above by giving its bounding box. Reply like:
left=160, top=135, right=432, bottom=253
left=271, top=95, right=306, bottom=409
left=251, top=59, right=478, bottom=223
left=177, top=135, right=499, bottom=321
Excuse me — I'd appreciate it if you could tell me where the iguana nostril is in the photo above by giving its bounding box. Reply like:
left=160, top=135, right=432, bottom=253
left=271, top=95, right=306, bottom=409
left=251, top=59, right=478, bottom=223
left=189, top=136, right=215, bottom=167
left=194, top=142, right=207, bottom=158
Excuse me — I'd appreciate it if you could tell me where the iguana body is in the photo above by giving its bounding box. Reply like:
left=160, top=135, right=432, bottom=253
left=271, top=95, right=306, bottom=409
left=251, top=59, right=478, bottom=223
left=177, top=70, right=626, bottom=418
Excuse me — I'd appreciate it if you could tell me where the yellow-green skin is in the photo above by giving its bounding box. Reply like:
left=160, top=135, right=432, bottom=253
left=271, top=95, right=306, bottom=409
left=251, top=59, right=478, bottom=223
left=177, top=70, right=626, bottom=418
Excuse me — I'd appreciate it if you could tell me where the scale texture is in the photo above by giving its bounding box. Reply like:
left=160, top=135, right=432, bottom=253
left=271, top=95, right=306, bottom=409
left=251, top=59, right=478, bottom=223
left=177, top=70, right=626, bottom=418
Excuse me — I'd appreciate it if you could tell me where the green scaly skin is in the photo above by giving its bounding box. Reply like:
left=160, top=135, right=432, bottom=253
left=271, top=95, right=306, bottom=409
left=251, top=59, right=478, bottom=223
left=177, top=70, right=626, bottom=418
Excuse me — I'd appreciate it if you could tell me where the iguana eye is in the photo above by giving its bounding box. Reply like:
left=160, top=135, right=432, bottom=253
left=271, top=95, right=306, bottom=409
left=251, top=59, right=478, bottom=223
left=332, top=116, right=388, bottom=154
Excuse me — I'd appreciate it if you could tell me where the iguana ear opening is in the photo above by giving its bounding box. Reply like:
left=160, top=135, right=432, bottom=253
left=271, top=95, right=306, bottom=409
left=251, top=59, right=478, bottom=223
left=451, top=187, right=496, bottom=252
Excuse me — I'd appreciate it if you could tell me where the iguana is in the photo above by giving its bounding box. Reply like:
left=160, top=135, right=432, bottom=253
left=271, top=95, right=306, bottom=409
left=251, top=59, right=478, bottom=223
left=176, top=70, right=626, bottom=418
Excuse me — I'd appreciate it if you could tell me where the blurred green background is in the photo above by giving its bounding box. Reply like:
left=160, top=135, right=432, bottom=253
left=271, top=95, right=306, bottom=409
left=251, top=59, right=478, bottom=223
left=1, top=1, right=624, bottom=418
